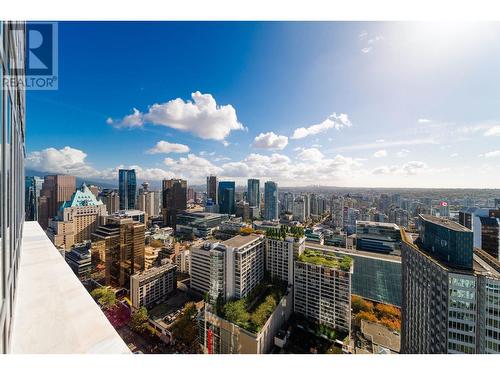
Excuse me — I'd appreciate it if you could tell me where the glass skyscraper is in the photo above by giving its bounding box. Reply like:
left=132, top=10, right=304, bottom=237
left=218, top=181, right=235, bottom=214
left=118, top=169, right=136, bottom=210
left=264, top=181, right=278, bottom=221
left=247, top=178, right=260, bottom=208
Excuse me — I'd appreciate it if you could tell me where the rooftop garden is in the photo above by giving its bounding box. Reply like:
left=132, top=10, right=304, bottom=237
left=217, top=280, right=287, bottom=333
left=265, top=225, right=305, bottom=241
left=298, top=249, right=353, bottom=271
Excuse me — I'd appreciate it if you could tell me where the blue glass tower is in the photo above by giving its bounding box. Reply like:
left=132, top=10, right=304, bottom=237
left=264, top=181, right=278, bottom=220
left=218, top=181, right=235, bottom=214
left=118, top=169, right=137, bottom=210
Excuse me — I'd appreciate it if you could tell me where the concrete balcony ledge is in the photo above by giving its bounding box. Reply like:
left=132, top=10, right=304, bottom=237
left=10, top=221, right=130, bottom=354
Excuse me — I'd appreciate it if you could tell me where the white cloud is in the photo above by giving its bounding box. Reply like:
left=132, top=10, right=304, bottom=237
left=297, top=148, right=324, bottom=162
left=164, top=154, right=222, bottom=182
left=418, top=118, right=431, bottom=124
left=26, top=146, right=96, bottom=176
left=252, top=132, right=288, bottom=150
left=481, top=150, right=500, bottom=158
left=450, top=153, right=459, bottom=158
left=371, top=161, right=427, bottom=176
left=375, top=139, right=385, bottom=143
left=397, top=149, right=410, bottom=158
left=107, top=91, right=245, bottom=141
left=373, top=149, right=388, bottom=158
left=291, top=113, right=352, bottom=139
left=484, top=125, right=500, bottom=137
left=146, top=140, right=190, bottom=154
left=107, top=108, right=143, bottom=128
left=337, top=138, right=437, bottom=152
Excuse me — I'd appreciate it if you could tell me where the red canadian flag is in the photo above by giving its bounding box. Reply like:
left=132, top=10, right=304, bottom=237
left=207, top=328, right=213, bottom=354
left=440, top=201, right=448, bottom=207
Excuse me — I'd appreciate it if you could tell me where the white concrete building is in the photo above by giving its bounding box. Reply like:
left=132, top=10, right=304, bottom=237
left=190, top=234, right=265, bottom=301
left=130, top=263, right=177, bottom=309
left=265, top=235, right=305, bottom=285
left=294, top=250, right=353, bottom=333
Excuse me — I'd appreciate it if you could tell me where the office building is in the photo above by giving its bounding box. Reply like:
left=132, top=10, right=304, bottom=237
left=118, top=169, right=136, bottom=210
left=138, top=189, right=157, bottom=220
left=292, top=197, right=306, bottom=222
left=247, top=178, right=260, bottom=216
left=130, top=263, right=177, bottom=309
left=218, top=181, right=236, bottom=215
left=235, top=200, right=250, bottom=221
left=47, top=183, right=108, bottom=249
left=294, top=250, right=353, bottom=333
left=191, top=234, right=265, bottom=302
left=65, top=242, right=92, bottom=281
left=265, top=231, right=305, bottom=284
left=91, top=216, right=145, bottom=288
left=176, top=211, right=229, bottom=238
left=100, top=189, right=120, bottom=215
left=25, top=176, right=43, bottom=221
left=162, top=178, right=187, bottom=228
left=401, top=214, right=500, bottom=353
left=460, top=207, right=500, bottom=260
left=355, top=221, right=402, bottom=254
left=38, top=174, right=77, bottom=229
left=206, top=175, right=218, bottom=205
left=264, top=181, right=279, bottom=221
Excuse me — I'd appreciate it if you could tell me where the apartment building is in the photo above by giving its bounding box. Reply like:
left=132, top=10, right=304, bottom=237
left=265, top=234, right=305, bottom=285
left=191, top=234, right=265, bottom=301
left=130, top=263, right=177, bottom=309
left=294, top=250, right=353, bottom=333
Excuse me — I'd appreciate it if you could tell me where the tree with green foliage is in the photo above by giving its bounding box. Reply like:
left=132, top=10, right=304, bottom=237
left=130, top=306, right=149, bottom=333
left=170, top=302, right=201, bottom=353
left=250, top=295, right=277, bottom=329
left=223, top=299, right=250, bottom=329
left=90, top=287, right=117, bottom=308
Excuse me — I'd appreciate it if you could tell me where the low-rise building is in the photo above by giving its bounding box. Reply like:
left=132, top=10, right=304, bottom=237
left=130, top=263, right=177, bottom=309
left=65, top=241, right=92, bottom=281
left=356, top=221, right=402, bottom=254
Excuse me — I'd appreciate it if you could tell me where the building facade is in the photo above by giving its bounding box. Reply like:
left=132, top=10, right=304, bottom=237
left=130, top=263, right=177, bottom=309
left=118, top=169, right=136, bottom=210
left=91, top=216, right=145, bottom=288
left=294, top=252, right=353, bottom=333
left=46, top=183, right=108, bottom=249
left=265, top=235, right=305, bottom=285
left=206, top=175, right=218, bottom=205
left=264, top=181, right=278, bottom=221
left=38, top=175, right=77, bottom=229
left=218, top=181, right=236, bottom=215
left=162, top=178, right=187, bottom=228
left=0, top=21, right=26, bottom=353
left=191, top=234, right=265, bottom=302
left=401, top=215, right=500, bottom=354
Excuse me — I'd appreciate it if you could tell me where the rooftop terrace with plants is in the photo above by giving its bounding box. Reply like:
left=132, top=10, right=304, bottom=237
left=265, top=225, right=305, bottom=241
left=298, top=249, right=353, bottom=272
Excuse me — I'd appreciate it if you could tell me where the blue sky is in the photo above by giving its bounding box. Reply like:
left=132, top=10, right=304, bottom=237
left=26, top=21, right=500, bottom=188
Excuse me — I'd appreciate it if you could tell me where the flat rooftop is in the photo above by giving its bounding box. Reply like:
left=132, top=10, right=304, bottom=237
left=356, top=221, right=400, bottom=230
left=420, top=214, right=470, bottom=232
left=223, top=233, right=263, bottom=249
left=401, top=229, right=500, bottom=277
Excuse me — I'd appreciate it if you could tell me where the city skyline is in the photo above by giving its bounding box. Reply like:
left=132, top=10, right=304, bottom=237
left=24, top=22, right=500, bottom=189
